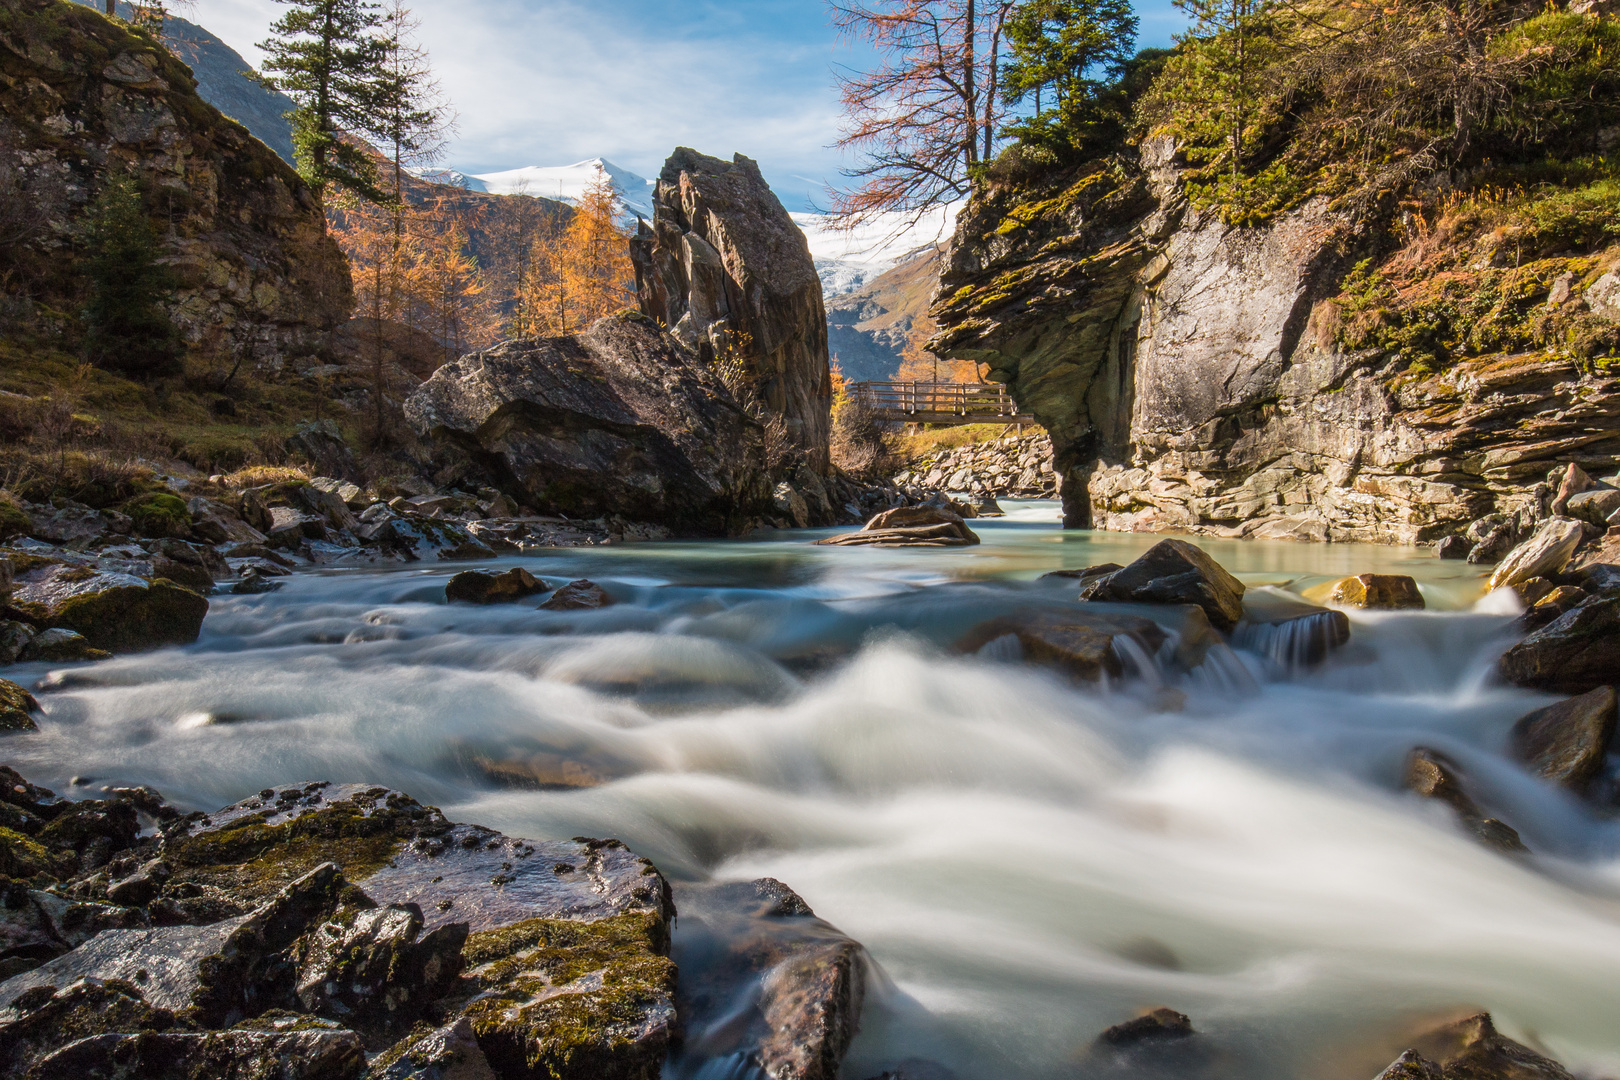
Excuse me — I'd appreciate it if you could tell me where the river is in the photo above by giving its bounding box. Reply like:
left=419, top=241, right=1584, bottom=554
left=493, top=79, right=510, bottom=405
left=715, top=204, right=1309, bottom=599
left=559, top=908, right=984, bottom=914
left=5, top=500, right=1619, bottom=1080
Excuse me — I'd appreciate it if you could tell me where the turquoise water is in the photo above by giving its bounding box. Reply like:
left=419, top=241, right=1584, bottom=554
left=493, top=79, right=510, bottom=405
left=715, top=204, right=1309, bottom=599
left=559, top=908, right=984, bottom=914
left=6, top=501, right=1618, bottom=1080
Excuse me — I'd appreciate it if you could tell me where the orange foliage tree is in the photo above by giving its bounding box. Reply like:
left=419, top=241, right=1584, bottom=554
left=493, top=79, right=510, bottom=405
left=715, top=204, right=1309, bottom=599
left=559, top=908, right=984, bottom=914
left=512, top=173, right=634, bottom=337
left=895, top=315, right=982, bottom=382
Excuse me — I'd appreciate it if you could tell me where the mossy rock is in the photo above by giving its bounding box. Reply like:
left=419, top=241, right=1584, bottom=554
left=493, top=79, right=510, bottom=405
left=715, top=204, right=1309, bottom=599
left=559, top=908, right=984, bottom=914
left=0, top=496, right=29, bottom=541
left=44, top=579, right=208, bottom=653
left=119, top=492, right=193, bottom=539
left=0, top=825, right=76, bottom=878
left=463, top=912, right=676, bottom=1080
left=0, top=679, right=41, bottom=732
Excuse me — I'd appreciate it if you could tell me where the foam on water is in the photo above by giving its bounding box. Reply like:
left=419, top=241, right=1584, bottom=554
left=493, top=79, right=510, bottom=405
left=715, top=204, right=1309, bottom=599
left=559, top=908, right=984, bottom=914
left=5, top=503, right=1617, bottom=1079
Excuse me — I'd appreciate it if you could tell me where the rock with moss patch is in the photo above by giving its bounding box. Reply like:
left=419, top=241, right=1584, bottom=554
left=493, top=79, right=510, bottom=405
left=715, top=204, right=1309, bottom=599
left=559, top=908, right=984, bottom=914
left=9, top=564, right=207, bottom=653
left=31, top=1025, right=367, bottom=1080
left=1388, top=1011, right=1577, bottom=1080
left=19, top=628, right=111, bottom=664
left=119, top=492, right=194, bottom=540
left=0, top=620, right=30, bottom=665
left=369, top=1017, right=495, bottom=1080
left=1, top=678, right=40, bottom=732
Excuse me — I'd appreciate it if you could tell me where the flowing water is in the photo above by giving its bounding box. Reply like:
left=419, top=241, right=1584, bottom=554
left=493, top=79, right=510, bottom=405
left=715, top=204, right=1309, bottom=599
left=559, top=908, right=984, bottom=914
left=6, top=500, right=1620, bottom=1080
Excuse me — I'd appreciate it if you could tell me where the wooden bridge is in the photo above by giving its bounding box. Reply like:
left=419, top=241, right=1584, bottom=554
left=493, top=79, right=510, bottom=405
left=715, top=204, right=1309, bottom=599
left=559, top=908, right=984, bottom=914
left=848, top=381, right=1036, bottom=426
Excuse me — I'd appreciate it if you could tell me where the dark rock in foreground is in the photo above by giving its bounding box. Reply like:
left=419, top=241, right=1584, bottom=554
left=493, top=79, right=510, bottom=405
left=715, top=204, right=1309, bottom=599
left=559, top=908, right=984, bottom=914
left=7, top=564, right=208, bottom=653
left=1509, top=686, right=1616, bottom=794
left=405, top=312, right=771, bottom=535
left=1498, top=595, right=1620, bottom=695
left=1376, top=1011, right=1576, bottom=1080
left=445, top=568, right=545, bottom=605
left=1082, top=539, right=1246, bottom=632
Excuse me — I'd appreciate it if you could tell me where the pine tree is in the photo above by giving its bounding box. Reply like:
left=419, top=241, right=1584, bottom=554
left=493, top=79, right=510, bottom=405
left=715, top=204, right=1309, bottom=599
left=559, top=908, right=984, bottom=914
left=260, top=0, right=389, bottom=203
left=1000, top=0, right=1138, bottom=149
left=81, top=174, right=183, bottom=378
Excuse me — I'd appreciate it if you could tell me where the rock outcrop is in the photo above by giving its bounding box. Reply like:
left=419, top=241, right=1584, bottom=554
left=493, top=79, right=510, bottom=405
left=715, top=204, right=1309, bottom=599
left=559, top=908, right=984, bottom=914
left=405, top=312, right=772, bottom=536
left=631, top=148, right=833, bottom=474
left=0, top=0, right=352, bottom=363
left=930, top=140, right=1620, bottom=539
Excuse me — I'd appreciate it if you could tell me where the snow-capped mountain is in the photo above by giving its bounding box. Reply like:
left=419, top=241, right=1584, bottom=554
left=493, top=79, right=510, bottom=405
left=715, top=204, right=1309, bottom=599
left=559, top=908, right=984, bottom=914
left=792, top=202, right=960, bottom=298
left=466, top=159, right=656, bottom=222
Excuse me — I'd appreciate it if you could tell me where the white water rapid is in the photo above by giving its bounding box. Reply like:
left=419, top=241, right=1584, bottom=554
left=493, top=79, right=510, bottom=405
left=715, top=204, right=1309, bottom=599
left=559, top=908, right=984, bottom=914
left=5, top=501, right=1618, bottom=1080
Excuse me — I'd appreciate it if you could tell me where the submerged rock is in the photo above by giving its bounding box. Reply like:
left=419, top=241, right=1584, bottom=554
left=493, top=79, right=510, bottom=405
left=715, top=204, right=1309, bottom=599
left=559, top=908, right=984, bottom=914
left=1082, top=539, right=1246, bottom=632
left=1095, top=1007, right=1195, bottom=1047
left=1325, top=574, right=1425, bottom=610
left=1508, top=686, right=1616, bottom=793
left=956, top=610, right=1166, bottom=682
left=814, top=506, right=981, bottom=548
left=538, top=579, right=616, bottom=610
left=1232, top=592, right=1351, bottom=668
left=1403, top=748, right=1527, bottom=854
left=0, top=678, right=39, bottom=732
left=445, top=567, right=545, bottom=605
left=1498, top=595, right=1620, bottom=694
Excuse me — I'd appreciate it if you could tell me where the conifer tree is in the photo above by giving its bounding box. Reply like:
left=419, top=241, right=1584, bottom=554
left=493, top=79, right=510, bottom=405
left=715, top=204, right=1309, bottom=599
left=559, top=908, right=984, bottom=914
left=81, top=174, right=183, bottom=378
left=1000, top=0, right=1137, bottom=146
left=260, top=0, right=389, bottom=203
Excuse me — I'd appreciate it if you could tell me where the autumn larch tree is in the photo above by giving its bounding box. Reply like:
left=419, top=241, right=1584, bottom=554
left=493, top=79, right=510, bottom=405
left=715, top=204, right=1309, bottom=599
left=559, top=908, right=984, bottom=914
left=828, top=0, right=1018, bottom=228
left=516, top=173, right=633, bottom=336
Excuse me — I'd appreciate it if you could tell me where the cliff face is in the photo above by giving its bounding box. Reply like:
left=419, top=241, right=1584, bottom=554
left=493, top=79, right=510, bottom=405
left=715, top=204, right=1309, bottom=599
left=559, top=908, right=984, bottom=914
left=932, top=140, right=1620, bottom=542
left=632, top=148, right=832, bottom=474
left=0, top=0, right=351, bottom=365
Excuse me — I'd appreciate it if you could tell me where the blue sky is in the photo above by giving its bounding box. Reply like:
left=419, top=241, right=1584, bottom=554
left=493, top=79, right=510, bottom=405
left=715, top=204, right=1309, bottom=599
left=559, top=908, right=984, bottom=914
left=195, top=0, right=1188, bottom=210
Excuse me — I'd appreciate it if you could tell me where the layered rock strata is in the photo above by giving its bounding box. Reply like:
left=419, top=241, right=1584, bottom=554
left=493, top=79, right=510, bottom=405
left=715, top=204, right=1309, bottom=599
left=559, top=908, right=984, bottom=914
left=930, top=140, right=1620, bottom=539
left=631, top=148, right=833, bottom=474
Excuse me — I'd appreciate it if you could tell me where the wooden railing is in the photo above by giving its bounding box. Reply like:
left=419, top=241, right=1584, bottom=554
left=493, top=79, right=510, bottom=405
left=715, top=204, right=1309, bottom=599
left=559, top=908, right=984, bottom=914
left=849, top=381, right=1036, bottom=425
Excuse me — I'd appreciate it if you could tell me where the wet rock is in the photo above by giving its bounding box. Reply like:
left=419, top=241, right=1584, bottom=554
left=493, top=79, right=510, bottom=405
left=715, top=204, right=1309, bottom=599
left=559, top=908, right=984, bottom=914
left=232, top=570, right=284, bottom=595
left=539, top=579, right=615, bottom=610
left=33, top=1025, right=368, bottom=1080
left=19, top=628, right=110, bottom=663
left=0, top=975, right=183, bottom=1078
left=188, top=496, right=267, bottom=545
left=1096, top=1007, right=1195, bottom=1047
left=814, top=506, right=981, bottom=548
left=1435, top=535, right=1469, bottom=560
left=1515, top=585, right=1589, bottom=633
left=1326, top=574, right=1425, bottom=610
left=405, top=312, right=772, bottom=535
left=445, top=568, right=544, bottom=605
left=672, top=879, right=865, bottom=1080
left=956, top=610, right=1167, bottom=682
left=1403, top=1011, right=1576, bottom=1080
left=370, top=1017, right=496, bottom=1080
left=106, top=858, right=172, bottom=907
left=1374, top=1049, right=1445, bottom=1080
left=1042, top=563, right=1123, bottom=587
left=632, top=147, right=832, bottom=474
left=8, top=565, right=208, bottom=653
left=1403, top=748, right=1527, bottom=853
left=0, top=620, right=33, bottom=665
left=37, top=798, right=139, bottom=867
left=1488, top=518, right=1585, bottom=591
left=1499, top=595, right=1620, bottom=694
left=1, top=678, right=40, bottom=732
left=1084, top=539, right=1246, bottom=632
left=293, top=901, right=467, bottom=1040
left=1233, top=591, right=1351, bottom=668
left=1508, top=686, right=1616, bottom=793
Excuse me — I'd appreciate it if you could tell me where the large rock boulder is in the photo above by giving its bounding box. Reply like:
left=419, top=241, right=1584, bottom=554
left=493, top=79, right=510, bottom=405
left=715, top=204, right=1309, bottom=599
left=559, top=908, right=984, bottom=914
left=1508, top=686, right=1616, bottom=793
left=631, top=148, right=833, bottom=474
left=405, top=312, right=771, bottom=535
left=8, top=564, right=208, bottom=653
left=1082, top=539, right=1246, bottom=632
left=1373, top=1012, right=1577, bottom=1080
left=1498, top=595, right=1620, bottom=694
left=814, top=506, right=981, bottom=548
left=1488, top=518, right=1586, bottom=591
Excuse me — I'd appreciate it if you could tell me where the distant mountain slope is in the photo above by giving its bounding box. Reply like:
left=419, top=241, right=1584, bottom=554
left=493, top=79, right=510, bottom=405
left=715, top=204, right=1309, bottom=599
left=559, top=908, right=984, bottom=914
left=70, top=1, right=297, bottom=165
left=793, top=203, right=957, bottom=298
left=827, top=244, right=945, bottom=383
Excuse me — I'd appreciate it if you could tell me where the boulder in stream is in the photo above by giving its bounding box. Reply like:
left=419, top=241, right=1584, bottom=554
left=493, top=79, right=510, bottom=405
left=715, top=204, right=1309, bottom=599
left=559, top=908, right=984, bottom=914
left=445, top=567, right=545, bottom=605
left=1232, top=592, right=1351, bottom=668
left=815, top=506, right=981, bottom=548
left=405, top=311, right=771, bottom=535
left=0, top=678, right=39, bottom=732
left=7, top=563, right=207, bottom=653
left=1324, top=574, right=1425, bottom=610
left=957, top=610, right=1166, bottom=682
left=1403, top=748, right=1527, bottom=854
left=1488, top=518, right=1585, bottom=591
left=1498, top=595, right=1620, bottom=694
left=1375, top=1011, right=1578, bottom=1080
left=1508, top=686, right=1616, bottom=793
left=1082, top=539, right=1246, bottom=632
left=539, top=578, right=616, bottom=610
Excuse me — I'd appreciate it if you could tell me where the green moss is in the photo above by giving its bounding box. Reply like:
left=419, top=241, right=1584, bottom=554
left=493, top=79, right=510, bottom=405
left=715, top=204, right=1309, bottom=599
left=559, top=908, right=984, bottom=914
left=0, top=495, right=28, bottom=540
left=40, top=578, right=207, bottom=653
left=463, top=912, right=674, bottom=1079
left=120, top=491, right=192, bottom=538
left=0, top=825, right=74, bottom=879
left=0, top=679, right=38, bottom=732
left=165, top=791, right=446, bottom=906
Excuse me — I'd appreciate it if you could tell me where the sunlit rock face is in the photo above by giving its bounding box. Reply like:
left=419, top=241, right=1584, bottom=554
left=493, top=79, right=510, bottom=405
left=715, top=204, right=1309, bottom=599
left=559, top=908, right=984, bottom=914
left=631, top=147, right=833, bottom=474
left=931, top=138, right=1619, bottom=539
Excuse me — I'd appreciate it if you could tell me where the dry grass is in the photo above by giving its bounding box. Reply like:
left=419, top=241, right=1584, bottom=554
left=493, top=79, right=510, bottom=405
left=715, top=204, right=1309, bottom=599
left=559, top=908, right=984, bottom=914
left=890, top=423, right=1045, bottom=463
